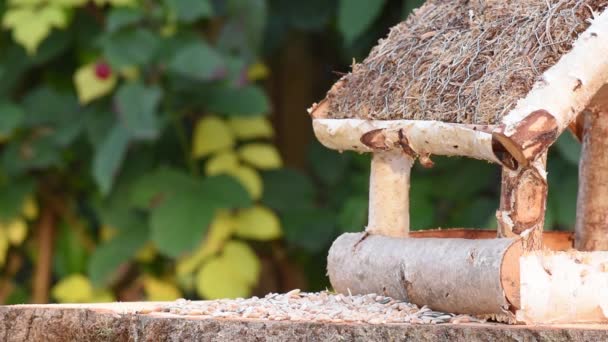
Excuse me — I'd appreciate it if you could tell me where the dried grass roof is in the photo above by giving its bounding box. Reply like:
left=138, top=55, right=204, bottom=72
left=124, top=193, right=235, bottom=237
left=324, top=0, right=606, bottom=125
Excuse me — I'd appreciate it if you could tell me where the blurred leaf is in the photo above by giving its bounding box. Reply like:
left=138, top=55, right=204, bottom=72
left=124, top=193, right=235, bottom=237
left=21, top=195, right=38, bottom=220
left=74, top=62, right=117, bottom=104
left=5, top=286, right=29, bottom=305
left=150, top=188, right=215, bottom=257
left=224, top=0, right=267, bottom=53
left=3, top=5, right=68, bottom=54
left=51, top=274, right=94, bottom=303
left=22, top=86, right=79, bottom=127
left=309, top=141, right=349, bottom=186
left=0, top=101, right=24, bottom=137
left=54, top=223, right=89, bottom=278
left=88, top=221, right=148, bottom=286
left=192, top=116, right=235, bottom=159
left=262, top=169, right=315, bottom=211
left=246, top=61, right=269, bottom=81
left=201, top=174, right=252, bottom=208
left=168, top=42, right=225, bottom=81
left=115, top=82, right=162, bottom=140
left=165, top=0, right=213, bottom=23
left=176, top=211, right=235, bottom=276
left=337, top=0, right=386, bottom=44
left=338, top=196, right=367, bottom=232
left=555, top=132, right=581, bottom=165
left=205, top=151, right=239, bottom=175
left=227, top=116, right=273, bottom=140
left=409, top=178, right=435, bottom=230
left=0, top=227, right=7, bottom=267
left=143, top=276, right=182, bottom=301
left=101, top=28, right=160, bottom=68
left=281, top=208, right=336, bottom=253
left=196, top=241, right=260, bottom=299
left=135, top=242, right=157, bottom=262
left=5, top=218, right=27, bottom=246
left=0, top=180, right=34, bottom=223
left=234, top=205, right=282, bottom=240
left=106, top=7, right=142, bottom=32
left=92, top=124, right=130, bottom=195
left=205, top=85, right=270, bottom=116
left=223, top=165, right=263, bottom=200
left=237, top=143, right=282, bottom=170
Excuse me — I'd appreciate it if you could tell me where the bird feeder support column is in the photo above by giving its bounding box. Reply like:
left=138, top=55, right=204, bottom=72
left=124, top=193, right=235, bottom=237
left=496, top=154, right=548, bottom=251
left=366, top=151, right=414, bottom=237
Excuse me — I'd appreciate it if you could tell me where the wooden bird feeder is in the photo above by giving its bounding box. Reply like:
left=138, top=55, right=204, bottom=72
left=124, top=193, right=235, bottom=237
left=309, top=1, right=608, bottom=323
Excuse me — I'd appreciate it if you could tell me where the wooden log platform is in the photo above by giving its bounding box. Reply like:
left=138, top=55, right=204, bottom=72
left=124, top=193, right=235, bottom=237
left=1, top=301, right=608, bottom=341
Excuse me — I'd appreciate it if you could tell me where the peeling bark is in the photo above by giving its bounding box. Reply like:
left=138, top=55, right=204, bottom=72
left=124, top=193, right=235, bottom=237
left=517, top=251, right=608, bottom=324
left=367, top=151, right=413, bottom=237
left=328, top=233, right=522, bottom=316
left=576, top=85, right=608, bottom=251
left=492, top=110, right=557, bottom=169
left=497, top=154, right=547, bottom=251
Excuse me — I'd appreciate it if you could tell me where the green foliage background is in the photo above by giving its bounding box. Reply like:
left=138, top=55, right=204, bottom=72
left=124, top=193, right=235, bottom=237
left=0, top=0, right=581, bottom=304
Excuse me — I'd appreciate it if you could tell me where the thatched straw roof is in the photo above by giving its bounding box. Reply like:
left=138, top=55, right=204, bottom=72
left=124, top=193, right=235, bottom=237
left=323, top=0, right=606, bottom=125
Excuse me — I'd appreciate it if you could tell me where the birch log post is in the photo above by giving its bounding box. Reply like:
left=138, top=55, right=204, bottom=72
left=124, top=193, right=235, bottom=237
left=576, top=85, right=608, bottom=251
left=496, top=153, right=548, bottom=251
left=327, top=233, right=522, bottom=317
left=366, top=151, right=414, bottom=237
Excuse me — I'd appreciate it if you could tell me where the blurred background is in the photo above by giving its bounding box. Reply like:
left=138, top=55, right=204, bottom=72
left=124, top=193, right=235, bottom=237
left=0, top=0, right=581, bottom=304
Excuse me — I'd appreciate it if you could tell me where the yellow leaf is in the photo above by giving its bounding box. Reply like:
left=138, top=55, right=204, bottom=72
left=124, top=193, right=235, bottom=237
left=2, top=8, right=32, bottom=29
left=51, top=274, right=94, bottom=303
left=195, top=257, right=250, bottom=299
left=205, top=151, right=239, bottom=176
left=247, top=62, right=269, bottom=81
left=94, top=0, right=138, bottom=7
left=119, top=66, right=140, bottom=81
left=21, top=195, right=38, bottom=220
left=100, top=225, right=118, bottom=242
left=39, top=5, right=69, bottom=29
left=8, top=10, right=49, bottom=54
left=227, top=116, right=274, bottom=140
left=135, top=242, right=156, bottom=262
left=222, top=241, right=260, bottom=285
left=234, top=206, right=281, bottom=241
left=227, top=165, right=262, bottom=200
left=143, top=276, right=182, bottom=301
left=0, top=228, right=8, bottom=267
left=6, top=218, right=27, bottom=246
left=237, top=143, right=282, bottom=170
left=192, top=116, right=235, bottom=159
left=74, top=63, right=117, bottom=104
left=91, top=289, right=115, bottom=302
left=176, top=211, right=235, bottom=276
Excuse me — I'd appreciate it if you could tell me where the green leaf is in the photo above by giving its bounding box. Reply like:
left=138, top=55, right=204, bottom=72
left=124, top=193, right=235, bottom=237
left=22, top=86, right=79, bottom=127
left=338, top=196, right=367, bottom=233
left=225, top=0, right=267, bottom=53
left=0, top=101, right=24, bottom=136
left=165, top=0, right=213, bottom=23
left=205, top=85, right=269, bottom=115
left=93, top=124, right=131, bottom=195
left=106, top=8, right=143, bottom=32
left=1, top=136, right=63, bottom=174
left=309, top=141, right=350, bottom=186
left=53, top=223, right=89, bottom=278
left=201, top=174, right=252, bottom=209
left=168, top=42, right=225, bottom=81
left=555, top=132, right=581, bottom=165
left=262, top=169, right=315, bottom=211
left=0, top=180, right=34, bottom=223
left=115, top=82, right=162, bottom=140
left=150, top=188, right=215, bottom=257
left=281, top=208, right=336, bottom=253
left=337, top=0, right=386, bottom=44
left=101, top=28, right=160, bottom=68
left=88, top=221, right=148, bottom=286
left=129, top=167, right=199, bottom=209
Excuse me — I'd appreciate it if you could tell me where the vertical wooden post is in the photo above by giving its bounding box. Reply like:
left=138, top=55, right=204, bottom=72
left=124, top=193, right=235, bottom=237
left=366, top=151, right=414, bottom=237
left=575, top=98, right=608, bottom=250
left=496, top=153, right=548, bottom=251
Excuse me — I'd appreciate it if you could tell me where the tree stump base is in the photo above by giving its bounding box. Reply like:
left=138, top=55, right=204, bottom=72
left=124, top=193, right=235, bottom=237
left=1, top=300, right=608, bottom=341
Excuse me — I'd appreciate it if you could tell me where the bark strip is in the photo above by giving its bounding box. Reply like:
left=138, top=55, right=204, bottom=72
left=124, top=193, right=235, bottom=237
left=496, top=154, right=547, bottom=251
left=367, top=151, right=413, bottom=237
left=517, top=250, right=608, bottom=323
left=575, top=85, right=608, bottom=251
left=327, top=233, right=522, bottom=316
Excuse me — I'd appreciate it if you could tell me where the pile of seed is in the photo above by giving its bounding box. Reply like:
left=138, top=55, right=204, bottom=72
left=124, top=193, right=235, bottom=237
left=150, top=290, right=484, bottom=325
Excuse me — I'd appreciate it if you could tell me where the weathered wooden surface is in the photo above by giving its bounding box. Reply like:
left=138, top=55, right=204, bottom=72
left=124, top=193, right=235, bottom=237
left=1, top=303, right=608, bottom=342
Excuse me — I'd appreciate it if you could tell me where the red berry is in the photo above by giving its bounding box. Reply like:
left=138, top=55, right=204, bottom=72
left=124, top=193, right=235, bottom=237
left=95, top=62, right=112, bottom=80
